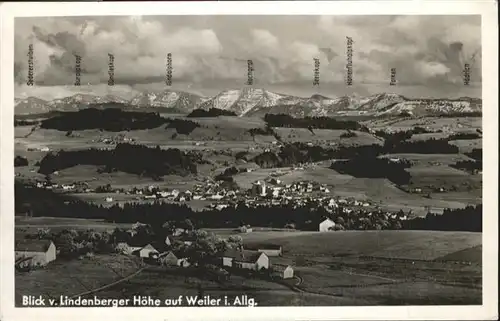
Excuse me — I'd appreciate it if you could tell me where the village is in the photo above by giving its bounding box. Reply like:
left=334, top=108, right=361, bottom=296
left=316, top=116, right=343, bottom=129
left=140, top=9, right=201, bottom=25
left=31, top=177, right=374, bottom=210
left=15, top=220, right=298, bottom=285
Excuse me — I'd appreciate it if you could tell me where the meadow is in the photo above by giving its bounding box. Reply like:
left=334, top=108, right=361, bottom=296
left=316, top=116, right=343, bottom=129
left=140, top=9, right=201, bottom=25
left=15, top=254, right=142, bottom=306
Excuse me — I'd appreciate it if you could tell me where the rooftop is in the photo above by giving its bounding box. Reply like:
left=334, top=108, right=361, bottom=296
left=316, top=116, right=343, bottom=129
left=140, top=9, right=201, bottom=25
left=15, top=239, right=53, bottom=253
left=245, top=243, right=282, bottom=250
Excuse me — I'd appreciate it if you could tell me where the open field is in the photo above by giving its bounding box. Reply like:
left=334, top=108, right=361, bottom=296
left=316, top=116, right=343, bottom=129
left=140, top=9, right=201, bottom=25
left=94, top=267, right=373, bottom=306
left=449, top=138, right=482, bottom=153
left=15, top=254, right=142, bottom=305
left=275, top=128, right=383, bottom=146
left=15, top=216, right=133, bottom=233
left=235, top=230, right=482, bottom=261
left=363, top=116, right=482, bottom=132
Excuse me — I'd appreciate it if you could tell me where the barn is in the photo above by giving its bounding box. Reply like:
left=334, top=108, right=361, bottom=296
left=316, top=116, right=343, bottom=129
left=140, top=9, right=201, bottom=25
left=138, top=244, right=159, bottom=258
left=159, top=251, right=179, bottom=266
left=272, top=264, right=294, bottom=279
left=159, top=251, right=191, bottom=267
left=217, top=249, right=244, bottom=267
left=15, top=240, right=57, bottom=267
left=233, top=251, right=269, bottom=271
left=245, top=244, right=283, bottom=256
left=319, top=218, right=336, bottom=232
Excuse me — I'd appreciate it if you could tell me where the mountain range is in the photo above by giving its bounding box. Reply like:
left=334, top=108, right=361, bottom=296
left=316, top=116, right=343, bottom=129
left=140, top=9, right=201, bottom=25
left=14, top=88, right=482, bottom=117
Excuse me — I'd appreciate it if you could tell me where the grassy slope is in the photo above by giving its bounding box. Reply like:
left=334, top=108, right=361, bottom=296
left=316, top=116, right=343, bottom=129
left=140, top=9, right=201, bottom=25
left=15, top=254, right=142, bottom=305
left=238, top=230, right=482, bottom=261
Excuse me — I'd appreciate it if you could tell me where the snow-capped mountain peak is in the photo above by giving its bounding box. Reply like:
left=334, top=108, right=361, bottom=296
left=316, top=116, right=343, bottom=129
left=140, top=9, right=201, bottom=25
left=128, top=90, right=203, bottom=111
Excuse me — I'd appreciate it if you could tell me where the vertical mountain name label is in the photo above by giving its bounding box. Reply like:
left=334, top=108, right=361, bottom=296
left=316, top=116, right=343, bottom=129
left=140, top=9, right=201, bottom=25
left=75, top=54, right=82, bottom=86
left=108, top=53, right=115, bottom=86
left=27, top=44, right=34, bottom=86
left=246, top=60, right=254, bottom=85
left=166, top=53, right=172, bottom=86
left=346, top=36, right=353, bottom=86
left=463, top=63, right=470, bottom=85
left=313, top=58, right=320, bottom=86
left=390, top=68, right=396, bottom=86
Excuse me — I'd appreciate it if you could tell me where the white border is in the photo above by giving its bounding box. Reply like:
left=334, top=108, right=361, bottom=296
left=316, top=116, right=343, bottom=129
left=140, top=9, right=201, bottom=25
left=0, top=1, right=498, bottom=321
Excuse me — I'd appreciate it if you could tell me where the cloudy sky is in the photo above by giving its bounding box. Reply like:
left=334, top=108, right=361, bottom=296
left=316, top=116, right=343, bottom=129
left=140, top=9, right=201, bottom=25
left=14, top=15, right=481, bottom=100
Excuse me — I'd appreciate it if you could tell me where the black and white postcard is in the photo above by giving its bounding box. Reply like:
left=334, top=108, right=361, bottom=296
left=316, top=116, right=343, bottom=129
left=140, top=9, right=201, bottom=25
left=0, top=1, right=498, bottom=321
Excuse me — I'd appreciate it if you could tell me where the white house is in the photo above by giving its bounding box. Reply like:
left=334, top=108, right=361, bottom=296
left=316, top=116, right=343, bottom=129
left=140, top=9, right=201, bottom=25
left=15, top=240, right=57, bottom=267
left=233, top=251, right=269, bottom=271
left=138, top=244, right=159, bottom=258
left=319, top=218, right=336, bottom=232
left=272, top=264, right=294, bottom=279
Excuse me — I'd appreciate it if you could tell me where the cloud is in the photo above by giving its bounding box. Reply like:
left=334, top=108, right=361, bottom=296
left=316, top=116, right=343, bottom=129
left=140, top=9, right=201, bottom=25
left=14, top=15, right=481, bottom=98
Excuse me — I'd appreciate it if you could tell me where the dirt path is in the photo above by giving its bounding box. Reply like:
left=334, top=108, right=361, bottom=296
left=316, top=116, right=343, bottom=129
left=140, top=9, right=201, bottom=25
left=68, top=266, right=145, bottom=300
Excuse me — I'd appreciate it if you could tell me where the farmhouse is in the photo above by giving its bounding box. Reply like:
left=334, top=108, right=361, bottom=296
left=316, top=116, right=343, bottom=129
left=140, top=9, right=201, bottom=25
left=15, top=240, right=57, bottom=267
left=233, top=251, right=269, bottom=271
left=319, top=218, right=336, bottom=232
left=217, top=249, right=244, bottom=267
left=159, top=251, right=191, bottom=267
left=137, top=244, right=159, bottom=258
left=159, top=251, right=178, bottom=266
left=272, top=264, right=294, bottom=279
left=246, top=244, right=283, bottom=257
left=238, top=225, right=253, bottom=233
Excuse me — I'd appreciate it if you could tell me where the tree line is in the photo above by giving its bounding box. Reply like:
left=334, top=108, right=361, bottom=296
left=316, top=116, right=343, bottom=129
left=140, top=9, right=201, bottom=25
left=40, top=108, right=168, bottom=131
left=14, top=119, right=40, bottom=127
left=448, top=132, right=482, bottom=140
left=37, top=143, right=203, bottom=177
left=330, top=157, right=412, bottom=185
left=15, top=156, right=28, bottom=167
left=402, top=205, right=482, bottom=232
left=451, top=160, right=482, bottom=173
left=165, top=118, right=200, bottom=135
left=263, top=113, right=369, bottom=131
left=187, top=108, right=237, bottom=117
left=252, top=137, right=459, bottom=170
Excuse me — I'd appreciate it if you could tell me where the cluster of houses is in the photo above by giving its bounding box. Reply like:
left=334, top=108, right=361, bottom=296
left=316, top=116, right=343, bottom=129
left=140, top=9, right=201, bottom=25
left=114, top=233, right=294, bottom=280
left=34, top=181, right=91, bottom=193
left=14, top=228, right=294, bottom=280
left=27, top=146, right=50, bottom=152
left=250, top=179, right=331, bottom=198
left=91, top=134, right=135, bottom=145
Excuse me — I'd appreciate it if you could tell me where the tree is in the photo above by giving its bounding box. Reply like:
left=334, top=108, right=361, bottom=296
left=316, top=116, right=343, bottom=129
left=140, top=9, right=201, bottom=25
left=185, top=231, right=225, bottom=266
left=183, top=219, right=195, bottom=231
left=14, top=156, right=28, bottom=167
left=227, top=235, right=243, bottom=251
left=162, top=221, right=176, bottom=234
left=55, top=232, right=78, bottom=257
left=36, top=228, right=51, bottom=240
